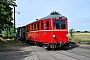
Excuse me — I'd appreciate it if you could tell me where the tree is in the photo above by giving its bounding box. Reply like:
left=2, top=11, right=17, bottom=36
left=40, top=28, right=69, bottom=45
left=50, top=11, right=60, bottom=15
left=0, top=0, right=16, bottom=34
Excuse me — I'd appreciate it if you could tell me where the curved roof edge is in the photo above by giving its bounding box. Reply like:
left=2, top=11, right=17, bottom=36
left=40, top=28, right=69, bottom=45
left=26, top=15, right=67, bottom=26
left=39, top=15, right=67, bottom=20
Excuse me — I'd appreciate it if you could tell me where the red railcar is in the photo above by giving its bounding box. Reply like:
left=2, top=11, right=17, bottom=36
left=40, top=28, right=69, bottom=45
left=26, top=15, right=68, bottom=48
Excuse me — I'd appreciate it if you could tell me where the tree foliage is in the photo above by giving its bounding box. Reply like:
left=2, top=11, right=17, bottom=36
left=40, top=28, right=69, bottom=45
left=0, top=0, right=16, bottom=33
left=50, top=11, right=60, bottom=15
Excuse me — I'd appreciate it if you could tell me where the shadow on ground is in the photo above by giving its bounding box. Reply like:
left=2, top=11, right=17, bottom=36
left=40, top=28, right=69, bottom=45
left=0, top=43, right=34, bottom=60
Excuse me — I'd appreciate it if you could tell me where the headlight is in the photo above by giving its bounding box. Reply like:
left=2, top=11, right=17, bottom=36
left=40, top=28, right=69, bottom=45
left=52, top=35, right=56, bottom=38
left=66, top=34, right=68, bottom=37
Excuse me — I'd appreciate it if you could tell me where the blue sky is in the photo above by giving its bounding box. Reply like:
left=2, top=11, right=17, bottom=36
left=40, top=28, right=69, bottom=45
left=15, top=0, right=90, bottom=31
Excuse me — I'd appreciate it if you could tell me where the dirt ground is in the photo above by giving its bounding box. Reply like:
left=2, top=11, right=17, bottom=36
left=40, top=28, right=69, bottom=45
left=0, top=43, right=31, bottom=60
left=0, top=43, right=90, bottom=60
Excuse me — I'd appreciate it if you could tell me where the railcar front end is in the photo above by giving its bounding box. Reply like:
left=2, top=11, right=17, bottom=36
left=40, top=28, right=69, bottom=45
left=41, top=15, right=68, bottom=49
left=51, top=19, right=68, bottom=48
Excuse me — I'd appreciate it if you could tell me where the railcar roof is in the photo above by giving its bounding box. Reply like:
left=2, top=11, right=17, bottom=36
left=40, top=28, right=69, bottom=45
left=26, top=15, right=67, bottom=25
left=39, top=15, right=66, bottom=20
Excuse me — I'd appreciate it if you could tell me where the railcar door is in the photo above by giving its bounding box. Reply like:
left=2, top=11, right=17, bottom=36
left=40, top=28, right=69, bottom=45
left=39, top=21, right=44, bottom=43
left=44, top=20, right=52, bottom=44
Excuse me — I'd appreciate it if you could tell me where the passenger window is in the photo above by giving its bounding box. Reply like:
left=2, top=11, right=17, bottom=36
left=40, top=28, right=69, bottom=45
left=46, top=21, right=49, bottom=30
left=29, top=26, right=30, bottom=31
left=37, top=22, right=39, bottom=30
left=34, top=24, right=36, bottom=31
left=41, top=21, right=43, bottom=30
left=28, top=26, right=30, bottom=32
left=31, top=24, right=33, bottom=31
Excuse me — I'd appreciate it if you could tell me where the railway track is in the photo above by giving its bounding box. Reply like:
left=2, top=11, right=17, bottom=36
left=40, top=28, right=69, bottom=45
left=46, top=49, right=90, bottom=60
left=55, top=49, right=90, bottom=60
left=67, top=50, right=90, bottom=58
left=56, top=51, right=80, bottom=60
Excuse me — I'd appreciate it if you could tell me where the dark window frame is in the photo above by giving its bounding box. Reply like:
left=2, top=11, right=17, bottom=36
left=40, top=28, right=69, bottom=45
left=41, top=21, right=44, bottom=30
left=46, top=21, right=49, bottom=30
left=54, top=20, right=66, bottom=29
left=33, top=23, right=36, bottom=31
left=37, top=22, right=39, bottom=30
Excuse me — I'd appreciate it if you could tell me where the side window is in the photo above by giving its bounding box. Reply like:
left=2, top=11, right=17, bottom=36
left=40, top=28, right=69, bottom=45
left=46, top=21, right=49, bottom=30
left=29, top=26, right=30, bottom=31
left=28, top=26, right=30, bottom=32
left=32, top=24, right=33, bottom=31
left=34, top=24, right=36, bottom=31
left=37, top=22, right=39, bottom=30
left=41, top=21, right=44, bottom=30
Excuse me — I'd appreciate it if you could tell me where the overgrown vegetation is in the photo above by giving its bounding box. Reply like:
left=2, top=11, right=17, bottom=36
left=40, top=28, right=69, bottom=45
left=1, top=26, right=14, bottom=39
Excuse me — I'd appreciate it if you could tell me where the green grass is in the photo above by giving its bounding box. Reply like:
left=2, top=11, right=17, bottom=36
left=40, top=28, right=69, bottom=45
left=69, top=32, right=90, bottom=44
left=75, top=39, right=90, bottom=43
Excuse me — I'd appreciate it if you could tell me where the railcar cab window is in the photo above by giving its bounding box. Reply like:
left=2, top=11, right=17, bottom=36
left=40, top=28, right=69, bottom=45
left=54, top=20, right=66, bottom=29
left=46, top=21, right=49, bottom=30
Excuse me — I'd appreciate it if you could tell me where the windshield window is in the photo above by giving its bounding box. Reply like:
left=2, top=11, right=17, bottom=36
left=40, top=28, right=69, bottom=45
left=54, top=20, right=66, bottom=29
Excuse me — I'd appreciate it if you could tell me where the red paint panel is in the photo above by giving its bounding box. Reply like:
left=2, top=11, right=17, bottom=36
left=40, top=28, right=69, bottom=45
left=53, top=31, right=68, bottom=43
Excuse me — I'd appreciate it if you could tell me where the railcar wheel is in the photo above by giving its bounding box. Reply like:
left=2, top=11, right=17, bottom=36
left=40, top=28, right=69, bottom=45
left=38, top=42, right=42, bottom=47
left=26, top=40, right=29, bottom=44
left=52, top=45, right=55, bottom=50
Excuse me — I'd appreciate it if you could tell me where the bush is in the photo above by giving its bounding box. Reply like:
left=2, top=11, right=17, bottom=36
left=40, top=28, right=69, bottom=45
left=69, top=28, right=75, bottom=38
left=76, top=31, right=81, bottom=32
left=84, top=31, right=89, bottom=33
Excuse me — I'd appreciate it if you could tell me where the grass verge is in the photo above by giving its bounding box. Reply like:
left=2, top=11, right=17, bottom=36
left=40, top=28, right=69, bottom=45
left=0, top=37, right=24, bottom=49
left=69, top=37, right=90, bottom=44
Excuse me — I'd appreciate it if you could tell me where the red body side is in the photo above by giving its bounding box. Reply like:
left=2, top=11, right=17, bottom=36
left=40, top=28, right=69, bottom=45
left=26, top=18, right=68, bottom=44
